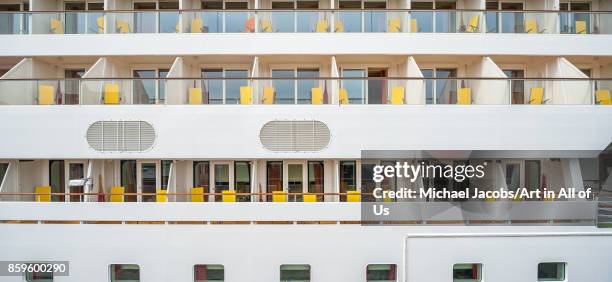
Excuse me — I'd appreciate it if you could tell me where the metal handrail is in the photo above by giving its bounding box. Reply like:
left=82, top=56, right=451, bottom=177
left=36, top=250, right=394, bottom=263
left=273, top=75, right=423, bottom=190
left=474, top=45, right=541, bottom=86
left=2, top=9, right=612, bottom=13
left=2, top=77, right=612, bottom=81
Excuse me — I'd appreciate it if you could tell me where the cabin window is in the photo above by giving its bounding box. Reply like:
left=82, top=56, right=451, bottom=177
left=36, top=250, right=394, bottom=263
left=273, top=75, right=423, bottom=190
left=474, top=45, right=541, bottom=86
left=339, top=161, right=357, bottom=202
left=194, top=264, right=224, bottom=281
left=266, top=161, right=283, bottom=201
left=109, top=264, right=140, bottom=282
left=234, top=161, right=251, bottom=202
left=538, top=262, right=566, bottom=281
left=367, top=264, right=397, bottom=281
left=25, top=270, right=53, bottom=282
left=308, top=161, right=324, bottom=202
left=453, top=263, right=481, bottom=282
left=280, top=264, right=310, bottom=282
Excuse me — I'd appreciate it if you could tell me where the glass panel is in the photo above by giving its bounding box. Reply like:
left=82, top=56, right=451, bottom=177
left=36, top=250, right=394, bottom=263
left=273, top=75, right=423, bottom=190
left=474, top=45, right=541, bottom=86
left=161, top=160, right=171, bottom=190
left=194, top=264, right=224, bottom=282
left=272, top=2, right=294, bottom=32
left=267, top=161, right=283, bottom=201
left=235, top=161, right=251, bottom=202
left=342, top=69, right=365, bottom=104
left=297, top=69, right=319, bottom=104
left=367, top=264, right=397, bottom=282
left=110, top=264, right=140, bottom=282
left=64, top=69, right=84, bottom=105
left=49, top=160, right=65, bottom=202
left=296, top=2, right=320, bottom=33
left=141, top=163, right=157, bottom=202
left=485, top=2, right=498, bottom=33
left=525, top=160, right=541, bottom=195
left=435, top=2, right=456, bottom=33
left=364, top=9, right=386, bottom=32
left=201, top=2, right=223, bottom=33
left=422, top=69, right=434, bottom=104
left=133, top=70, right=156, bottom=104
left=64, top=3, right=86, bottom=34
left=133, top=8, right=156, bottom=33
left=202, top=69, right=223, bottom=104
left=272, top=70, right=296, bottom=104
left=367, top=69, right=387, bottom=104
left=0, top=163, right=8, bottom=186
left=339, top=161, right=356, bottom=202
left=225, top=70, right=248, bottom=104
left=159, top=2, right=179, bottom=33
left=0, top=4, right=22, bottom=34
left=288, top=164, right=303, bottom=202
left=435, top=69, right=456, bottom=104
left=280, top=264, right=310, bottom=282
left=505, top=163, right=520, bottom=190
left=225, top=2, right=249, bottom=33
left=504, top=70, right=524, bottom=104
left=194, top=161, right=210, bottom=201
left=453, top=264, right=481, bottom=282
left=86, top=4, right=104, bottom=34
left=121, top=160, right=137, bottom=202
left=361, top=163, right=375, bottom=202
left=214, top=164, right=229, bottom=201
left=381, top=161, right=398, bottom=201
left=308, top=161, right=324, bottom=202
left=158, top=69, right=169, bottom=103
left=538, top=263, right=565, bottom=281
left=69, top=163, right=84, bottom=202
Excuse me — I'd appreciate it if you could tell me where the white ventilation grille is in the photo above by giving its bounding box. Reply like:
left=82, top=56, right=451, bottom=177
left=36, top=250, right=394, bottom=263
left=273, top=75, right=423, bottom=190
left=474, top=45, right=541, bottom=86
left=86, top=121, right=156, bottom=152
left=260, top=120, right=330, bottom=152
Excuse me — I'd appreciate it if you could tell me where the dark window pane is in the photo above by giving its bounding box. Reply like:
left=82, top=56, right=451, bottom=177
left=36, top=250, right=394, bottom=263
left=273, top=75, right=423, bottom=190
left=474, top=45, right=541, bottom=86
left=235, top=161, right=251, bottom=202
left=280, top=265, right=310, bottom=282
left=49, top=160, right=65, bottom=202
left=367, top=264, right=397, bottom=281
left=339, top=161, right=356, bottom=202
left=110, top=264, right=140, bottom=281
left=121, top=160, right=137, bottom=202
left=194, top=161, right=210, bottom=201
left=266, top=161, right=283, bottom=201
left=308, top=161, right=324, bottom=201
left=202, top=69, right=223, bottom=104
left=194, top=264, right=224, bottom=281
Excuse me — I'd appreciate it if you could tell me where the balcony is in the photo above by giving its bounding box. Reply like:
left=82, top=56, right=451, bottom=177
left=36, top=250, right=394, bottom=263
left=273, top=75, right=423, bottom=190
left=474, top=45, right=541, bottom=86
left=1, top=9, right=612, bottom=35
left=0, top=77, right=610, bottom=106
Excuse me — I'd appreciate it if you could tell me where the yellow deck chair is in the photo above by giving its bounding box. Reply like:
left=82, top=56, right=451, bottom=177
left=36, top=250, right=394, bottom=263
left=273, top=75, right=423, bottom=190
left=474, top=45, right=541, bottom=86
left=596, top=90, right=611, bottom=105
left=260, top=19, right=272, bottom=32
left=240, top=86, right=252, bottom=104
left=411, top=18, right=418, bottom=33
left=263, top=87, right=275, bottom=104
left=575, top=20, right=587, bottom=34
left=110, top=186, right=125, bottom=203
left=191, top=187, right=204, bottom=202
left=188, top=87, right=203, bottom=104
left=339, top=88, right=349, bottom=104
left=388, top=18, right=401, bottom=33
left=156, top=189, right=168, bottom=203
left=97, top=16, right=104, bottom=34
left=391, top=86, right=404, bottom=104
left=467, top=15, right=479, bottom=33
left=35, top=186, right=51, bottom=202
left=528, top=87, right=545, bottom=104
left=273, top=191, right=287, bottom=202
left=457, top=88, right=471, bottom=104
left=347, top=191, right=361, bottom=202
left=116, top=20, right=130, bottom=33
left=222, top=190, right=236, bottom=202
left=304, top=193, right=317, bottom=202
left=50, top=18, right=64, bottom=34
left=104, top=83, right=120, bottom=104
left=334, top=20, right=344, bottom=32
left=191, top=18, right=203, bottom=33
left=38, top=85, right=55, bottom=105
left=525, top=19, right=539, bottom=34
left=311, top=87, right=323, bottom=104
left=315, top=19, right=328, bottom=32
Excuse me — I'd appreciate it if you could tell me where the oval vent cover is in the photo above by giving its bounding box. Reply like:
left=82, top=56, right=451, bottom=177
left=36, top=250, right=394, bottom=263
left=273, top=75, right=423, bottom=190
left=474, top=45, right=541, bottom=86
left=87, top=121, right=156, bottom=152
left=260, top=120, right=330, bottom=152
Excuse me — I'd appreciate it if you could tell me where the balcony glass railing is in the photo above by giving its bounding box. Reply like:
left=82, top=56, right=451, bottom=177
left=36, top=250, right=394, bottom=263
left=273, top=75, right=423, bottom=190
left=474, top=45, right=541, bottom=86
left=2, top=9, right=612, bottom=34
left=0, top=78, right=610, bottom=106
